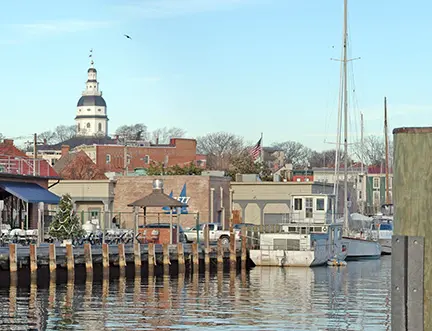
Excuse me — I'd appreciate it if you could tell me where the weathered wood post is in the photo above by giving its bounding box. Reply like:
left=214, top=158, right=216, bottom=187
left=134, top=241, right=142, bottom=268
left=66, top=244, right=74, bottom=272
left=192, top=242, right=199, bottom=272
left=229, top=224, right=236, bottom=269
left=177, top=243, right=185, bottom=272
left=392, top=127, right=432, bottom=331
left=217, top=238, right=224, bottom=270
left=49, top=243, right=56, bottom=273
left=204, top=224, right=210, bottom=270
left=30, top=244, right=37, bottom=272
left=241, top=227, right=247, bottom=270
left=118, top=243, right=126, bottom=268
left=9, top=243, right=17, bottom=273
left=148, top=243, right=155, bottom=276
left=102, top=243, right=109, bottom=269
left=163, top=243, right=170, bottom=274
left=84, top=243, right=93, bottom=273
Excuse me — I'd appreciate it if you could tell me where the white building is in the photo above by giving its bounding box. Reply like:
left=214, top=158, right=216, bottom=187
left=75, top=56, right=108, bottom=137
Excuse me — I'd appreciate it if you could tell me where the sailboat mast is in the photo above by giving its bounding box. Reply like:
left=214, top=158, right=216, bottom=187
left=384, top=97, right=390, bottom=204
left=343, top=0, right=349, bottom=232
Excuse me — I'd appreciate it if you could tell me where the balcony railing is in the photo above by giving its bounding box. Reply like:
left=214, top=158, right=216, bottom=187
left=0, top=155, right=57, bottom=177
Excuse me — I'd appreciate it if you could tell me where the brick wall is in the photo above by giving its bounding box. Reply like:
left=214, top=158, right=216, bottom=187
left=95, top=138, right=199, bottom=173
left=113, top=175, right=230, bottom=229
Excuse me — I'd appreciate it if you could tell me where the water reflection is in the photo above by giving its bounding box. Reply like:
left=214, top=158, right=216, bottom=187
left=0, top=257, right=392, bottom=330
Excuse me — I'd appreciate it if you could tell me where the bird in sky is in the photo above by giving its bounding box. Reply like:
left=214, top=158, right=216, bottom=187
left=124, top=34, right=132, bottom=40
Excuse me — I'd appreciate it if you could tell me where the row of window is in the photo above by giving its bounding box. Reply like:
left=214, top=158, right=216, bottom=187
left=106, top=154, right=152, bottom=164
left=293, top=197, right=329, bottom=212
left=78, top=108, right=104, bottom=112
left=77, top=123, right=103, bottom=132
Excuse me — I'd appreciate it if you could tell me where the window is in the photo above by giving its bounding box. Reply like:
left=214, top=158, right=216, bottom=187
left=373, top=191, right=380, bottom=205
left=87, top=108, right=91, bottom=112
left=305, top=198, right=313, bottom=218
left=373, top=177, right=380, bottom=189
left=143, top=155, right=150, bottom=164
left=127, top=154, right=131, bottom=165
left=106, top=154, right=111, bottom=164
left=294, top=198, right=302, bottom=211
left=87, top=123, right=91, bottom=129
left=389, top=177, right=392, bottom=189
left=98, top=108, right=101, bottom=112
left=358, top=190, right=362, bottom=200
left=316, top=198, right=325, bottom=211
left=98, top=123, right=102, bottom=132
left=358, top=175, right=362, bottom=183
left=77, top=123, right=81, bottom=131
left=164, top=155, right=169, bottom=166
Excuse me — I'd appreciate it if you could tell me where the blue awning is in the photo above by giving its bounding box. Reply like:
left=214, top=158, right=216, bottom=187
left=0, top=181, right=61, bottom=204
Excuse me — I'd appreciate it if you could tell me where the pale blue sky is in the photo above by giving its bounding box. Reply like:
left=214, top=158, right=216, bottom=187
left=0, top=0, right=430, bottom=150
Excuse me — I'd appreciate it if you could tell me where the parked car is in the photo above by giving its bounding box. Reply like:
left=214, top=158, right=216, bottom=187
left=183, top=223, right=240, bottom=245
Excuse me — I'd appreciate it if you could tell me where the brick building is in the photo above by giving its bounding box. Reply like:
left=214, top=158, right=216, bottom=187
left=76, top=138, right=206, bottom=174
left=113, top=175, right=231, bottom=229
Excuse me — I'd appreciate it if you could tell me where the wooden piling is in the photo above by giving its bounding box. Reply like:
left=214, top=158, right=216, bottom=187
left=192, top=242, right=199, bottom=272
left=66, top=244, right=74, bottom=272
left=84, top=243, right=93, bottom=272
left=217, top=238, right=224, bottom=269
left=229, top=224, right=236, bottom=268
left=30, top=244, right=37, bottom=272
left=49, top=243, right=56, bottom=272
left=241, top=227, right=247, bottom=269
left=134, top=242, right=142, bottom=267
left=392, top=127, right=432, bottom=331
left=177, top=243, right=185, bottom=272
left=9, top=243, right=17, bottom=273
left=163, top=243, right=170, bottom=275
left=204, top=225, right=210, bottom=270
left=118, top=243, right=126, bottom=268
left=102, top=243, right=109, bottom=268
left=148, top=243, right=155, bottom=267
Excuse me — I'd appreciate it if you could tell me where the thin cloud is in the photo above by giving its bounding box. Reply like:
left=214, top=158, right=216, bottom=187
left=115, top=0, right=263, bottom=19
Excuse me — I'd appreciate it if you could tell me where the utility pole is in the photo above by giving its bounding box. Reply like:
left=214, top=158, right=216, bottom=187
left=33, top=133, right=37, bottom=176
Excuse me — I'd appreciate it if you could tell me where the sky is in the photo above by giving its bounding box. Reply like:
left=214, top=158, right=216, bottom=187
left=0, top=0, right=431, bottom=151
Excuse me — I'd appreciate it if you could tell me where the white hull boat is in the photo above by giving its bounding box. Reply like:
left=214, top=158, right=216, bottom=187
left=342, top=236, right=381, bottom=260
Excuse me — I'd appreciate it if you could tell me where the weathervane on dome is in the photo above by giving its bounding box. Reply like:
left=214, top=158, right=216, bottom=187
left=89, top=48, right=94, bottom=67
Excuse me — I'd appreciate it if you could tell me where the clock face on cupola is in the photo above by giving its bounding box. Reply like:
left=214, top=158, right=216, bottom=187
left=75, top=49, right=108, bottom=137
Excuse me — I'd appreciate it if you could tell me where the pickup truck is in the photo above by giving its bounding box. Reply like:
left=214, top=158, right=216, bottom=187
left=183, top=223, right=240, bottom=245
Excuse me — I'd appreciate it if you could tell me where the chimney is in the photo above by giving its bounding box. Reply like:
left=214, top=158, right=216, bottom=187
left=152, top=179, right=164, bottom=193
left=43, top=139, right=47, bottom=145
left=155, top=136, right=159, bottom=144
left=61, top=145, right=70, bottom=156
left=3, top=139, right=13, bottom=146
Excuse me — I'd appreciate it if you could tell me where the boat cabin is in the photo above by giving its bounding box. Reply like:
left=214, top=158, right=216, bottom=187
left=291, top=194, right=335, bottom=224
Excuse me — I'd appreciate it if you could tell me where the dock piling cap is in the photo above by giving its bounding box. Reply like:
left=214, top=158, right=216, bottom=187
left=393, top=127, right=432, bottom=134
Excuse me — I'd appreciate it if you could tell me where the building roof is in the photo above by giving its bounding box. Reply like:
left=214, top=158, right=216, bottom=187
left=38, top=136, right=118, bottom=151
left=77, top=95, right=106, bottom=107
left=53, top=150, right=107, bottom=180
left=128, top=189, right=186, bottom=208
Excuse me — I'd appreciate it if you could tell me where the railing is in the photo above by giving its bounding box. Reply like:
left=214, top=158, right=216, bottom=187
left=0, top=155, right=56, bottom=177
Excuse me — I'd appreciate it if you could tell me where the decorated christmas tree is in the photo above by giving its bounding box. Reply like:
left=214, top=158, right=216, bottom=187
left=49, top=194, right=85, bottom=240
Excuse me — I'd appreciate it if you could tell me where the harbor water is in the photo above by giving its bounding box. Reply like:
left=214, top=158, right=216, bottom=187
left=0, top=256, right=391, bottom=330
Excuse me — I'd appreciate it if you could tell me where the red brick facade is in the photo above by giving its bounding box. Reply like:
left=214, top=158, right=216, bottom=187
left=90, top=138, right=205, bottom=173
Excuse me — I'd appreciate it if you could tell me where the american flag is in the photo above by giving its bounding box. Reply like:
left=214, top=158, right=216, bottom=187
left=250, top=137, right=262, bottom=161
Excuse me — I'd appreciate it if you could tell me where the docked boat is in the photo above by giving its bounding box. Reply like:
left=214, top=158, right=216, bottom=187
left=249, top=194, right=348, bottom=267
left=371, top=204, right=393, bottom=255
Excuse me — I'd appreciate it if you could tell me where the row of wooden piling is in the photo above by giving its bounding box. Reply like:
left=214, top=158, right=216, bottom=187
left=8, top=229, right=248, bottom=274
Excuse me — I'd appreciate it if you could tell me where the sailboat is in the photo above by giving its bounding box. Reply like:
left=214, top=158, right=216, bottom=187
left=334, top=0, right=381, bottom=260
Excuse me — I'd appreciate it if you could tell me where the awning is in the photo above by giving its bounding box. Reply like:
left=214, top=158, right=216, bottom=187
left=0, top=181, right=61, bottom=204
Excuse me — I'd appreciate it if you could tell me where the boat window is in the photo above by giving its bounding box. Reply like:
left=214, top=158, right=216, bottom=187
left=314, top=227, right=322, bottom=232
left=337, top=228, right=342, bottom=240
left=288, top=227, right=298, bottom=233
left=300, top=227, right=307, bottom=234
left=309, top=227, right=314, bottom=233
left=294, top=198, right=302, bottom=211
left=305, top=198, right=313, bottom=218
left=316, top=198, right=325, bottom=211
left=380, top=223, right=393, bottom=230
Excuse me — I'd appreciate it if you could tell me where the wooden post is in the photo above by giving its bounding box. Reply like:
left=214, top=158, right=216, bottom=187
left=102, top=243, right=109, bottom=269
left=192, top=242, right=199, bottom=272
left=148, top=243, right=155, bottom=267
left=241, top=227, right=247, bottom=269
left=204, top=225, right=210, bottom=270
left=84, top=243, right=93, bottom=272
left=9, top=243, right=17, bottom=273
left=392, top=127, right=432, bottom=331
left=66, top=244, right=74, bottom=272
left=217, top=238, right=224, bottom=267
left=163, top=243, right=170, bottom=273
left=49, top=243, right=56, bottom=273
left=118, top=243, right=126, bottom=268
left=134, top=242, right=141, bottom=267
left=30, top=244, right=37, bottom=272
left=177, top=243, right=185, bottom=272
left=229, top=224, right=236, bottom=269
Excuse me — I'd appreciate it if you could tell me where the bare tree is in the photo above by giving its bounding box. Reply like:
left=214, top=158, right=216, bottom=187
left=308, top=149, right=353, bottom=168
left=272, top=141, right=312, bottom=167
left=197, top=132, right=245, bottom=170
left=353, top=135, right=392, bottom=167
left=151, top=127, right=186, bottom=144
left=54, top=125, right=76, bottom=143
left=115, top=124, right=149, bottom=141
left=38, top=131, right=57, bottom=144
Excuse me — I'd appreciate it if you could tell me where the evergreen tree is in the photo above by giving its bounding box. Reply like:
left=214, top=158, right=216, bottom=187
left=49, top=194, right=84, bottom=240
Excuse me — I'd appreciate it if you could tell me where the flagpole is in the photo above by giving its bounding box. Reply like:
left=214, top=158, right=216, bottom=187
left=260, top=132, right=263, bottom=163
